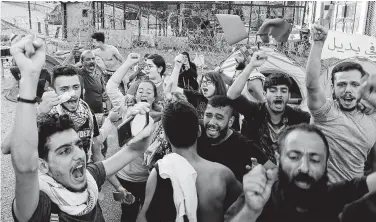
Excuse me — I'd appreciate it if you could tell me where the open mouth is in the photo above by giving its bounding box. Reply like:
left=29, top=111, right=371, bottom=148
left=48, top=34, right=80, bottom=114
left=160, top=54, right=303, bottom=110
left=72, top=164, right=85, bottom=180
left=273, top=99, right=284, bottom=107
left=206, top=125, right=219, bottom=137
left=295, top=180, right=311, bottom=189
left=202, top=88, right=208, bottom=93
left=64, top=98, right=78, bottom=110
left=342, top=97, right=355, bottom=104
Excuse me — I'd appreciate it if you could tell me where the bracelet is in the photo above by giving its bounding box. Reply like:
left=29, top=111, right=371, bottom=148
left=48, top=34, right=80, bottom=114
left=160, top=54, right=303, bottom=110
left=17, top=95, right=37, bottom=104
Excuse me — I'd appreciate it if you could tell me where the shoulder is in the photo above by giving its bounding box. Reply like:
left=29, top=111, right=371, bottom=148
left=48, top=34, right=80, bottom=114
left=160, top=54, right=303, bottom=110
left=87, top=162, right=106, bottom=188
left=13, top=191, right=52, bottom=222
left=286, top=105, right=311, bottom=121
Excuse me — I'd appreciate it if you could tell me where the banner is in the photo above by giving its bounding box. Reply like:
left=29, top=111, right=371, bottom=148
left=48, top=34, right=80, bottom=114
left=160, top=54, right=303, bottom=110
left=322, top=31, right=376, bottom=61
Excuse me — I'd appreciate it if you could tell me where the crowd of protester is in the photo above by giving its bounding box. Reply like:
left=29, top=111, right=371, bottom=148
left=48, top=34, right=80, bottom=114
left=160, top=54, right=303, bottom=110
left=2, top=23, right=376, bottom=222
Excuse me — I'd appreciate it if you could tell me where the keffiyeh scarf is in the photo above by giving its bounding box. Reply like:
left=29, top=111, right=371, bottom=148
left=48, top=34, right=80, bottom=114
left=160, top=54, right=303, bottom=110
left=38, top=170, right=98, bottom=216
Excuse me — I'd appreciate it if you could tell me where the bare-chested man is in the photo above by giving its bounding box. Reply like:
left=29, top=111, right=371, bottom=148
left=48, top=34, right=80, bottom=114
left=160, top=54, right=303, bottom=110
left=92, top=32, right=126, bottom=94
left=92, top=32, right=124, bottom=72
left=137, top=100, right=242, bottom=222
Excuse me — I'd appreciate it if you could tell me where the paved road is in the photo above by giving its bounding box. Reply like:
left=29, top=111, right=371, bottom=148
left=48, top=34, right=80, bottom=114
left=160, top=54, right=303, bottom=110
left=0, top=66, right=122, bottom=221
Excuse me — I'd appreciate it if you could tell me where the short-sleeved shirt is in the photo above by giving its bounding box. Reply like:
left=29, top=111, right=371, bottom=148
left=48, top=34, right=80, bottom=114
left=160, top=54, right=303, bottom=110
left=225, top=177, right=369, bottom=222
left=232, top=95, right=311, bottom=162
left=12, top=162, right=107, bottom=222
left=198, top=130, right=268, bottom=182
left=311, top=99, right=376, bottom=183
left=77, top=67, right=107, bottom=113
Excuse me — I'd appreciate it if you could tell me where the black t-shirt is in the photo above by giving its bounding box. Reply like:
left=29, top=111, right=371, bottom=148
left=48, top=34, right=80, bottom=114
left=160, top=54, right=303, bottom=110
left=256, top=178, right=369, bottom=222
left=12, top=162, right=107, bottom=222
left=232, top=95, right=311, bottom=162
left=197, top=130, right=268, bottom=182
left=341, top=191, right=376, bottom=222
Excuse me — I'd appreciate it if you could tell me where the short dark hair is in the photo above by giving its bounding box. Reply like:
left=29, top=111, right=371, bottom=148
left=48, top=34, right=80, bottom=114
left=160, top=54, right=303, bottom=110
left=91, top=32, right=105, bottom=43
left=147, top=54, right=166, bottom=76
left=52, top=65, right=78, bottom=87
left=277, top=123, right=330, bottom=161
left=202, top=72, right=228, bottom=96
left=207, top=95, right=234, bottom=117
left=162, top=100, right=199, bottom=148
left=264, top=73, right=292, bottom=91
left=331, top=62, right=367, bottom=86
left=38, top=114, right=75, bottom=160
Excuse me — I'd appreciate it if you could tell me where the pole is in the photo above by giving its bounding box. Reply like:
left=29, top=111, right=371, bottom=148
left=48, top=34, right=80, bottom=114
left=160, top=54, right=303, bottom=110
left=123, top=2, right=126, bottom=29
left=92, top=2, right=96, bottom=28
left=351, top=2, right=357, bottom=34
left=139, top=9, right=142, bottom=40
left=28, top=1, right=32, bottom=29
left=302, top=1, right=307, bottom=26
left=247, top=3, right=252, bottom=44
left=113, top=3, right=115, bottom=29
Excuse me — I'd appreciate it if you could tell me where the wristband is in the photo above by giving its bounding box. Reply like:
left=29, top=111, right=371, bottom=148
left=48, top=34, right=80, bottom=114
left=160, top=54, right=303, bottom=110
left=17, top=95, right=38, bottom=104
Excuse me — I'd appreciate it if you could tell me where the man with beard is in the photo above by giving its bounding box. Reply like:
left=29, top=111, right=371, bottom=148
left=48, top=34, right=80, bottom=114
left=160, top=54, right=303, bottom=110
left=137, top=100, right=242, bottom=222
left=197, top=95, right=269, bottom=182
left=225, top=124, right=376, bottom=222
left=34, top=65, right=104, bottom=162
left=227, top=52, right=310, bottom=164
left=77, top=50, right=111, bottom=114
left=306, top=24, right=376, bottom=183
left=9, top=35, right=155, bottom=222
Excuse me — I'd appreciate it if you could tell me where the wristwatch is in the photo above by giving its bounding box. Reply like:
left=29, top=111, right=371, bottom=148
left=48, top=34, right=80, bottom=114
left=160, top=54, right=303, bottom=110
left=17, top=95, right=38, bottom=104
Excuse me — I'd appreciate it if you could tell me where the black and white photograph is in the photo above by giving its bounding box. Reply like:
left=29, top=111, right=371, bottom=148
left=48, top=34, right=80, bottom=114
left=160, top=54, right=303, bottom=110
left=1, top=1, right=376, bottom=221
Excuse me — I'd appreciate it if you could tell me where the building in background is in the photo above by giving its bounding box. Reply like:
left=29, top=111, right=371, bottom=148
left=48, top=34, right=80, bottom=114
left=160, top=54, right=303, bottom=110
left=309, top=1, right=376, bottom=36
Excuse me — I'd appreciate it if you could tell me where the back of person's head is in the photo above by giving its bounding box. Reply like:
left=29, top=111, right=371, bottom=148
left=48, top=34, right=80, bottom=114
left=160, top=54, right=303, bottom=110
left=207, top=95, right=235, bottom=117
left=162, top=100, right=199, bottom=148
left=331, top=61, right=367, bottom=85
left=264, top=72, right=292, bottom=92
left=52, top=65, right=78, bottom=87
left=203, top=72, right=228, bottom=96
left=38, top=114, right=75, bottom=160
left=91, top=32, right=105, bottom=43
left=277, top=123, right=330, bottom=161
left=147, top=54, right=166, bottom=76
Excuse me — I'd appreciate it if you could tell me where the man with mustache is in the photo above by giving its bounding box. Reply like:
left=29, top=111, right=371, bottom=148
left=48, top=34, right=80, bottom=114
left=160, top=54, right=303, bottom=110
left=77, top=50, right=110, bottom=114
left=227, top=52, right=310, bottom=164
left=8, top=35, right=155, bottom=222
left=197, top=95, right=269, bottom=182
left=226, top=124, right=376, bottom=222
left=306, top=24, right=376, bottom=183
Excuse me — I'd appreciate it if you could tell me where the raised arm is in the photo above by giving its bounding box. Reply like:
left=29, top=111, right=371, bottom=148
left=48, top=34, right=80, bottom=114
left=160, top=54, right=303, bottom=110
left=106, top=53, right=140, bottom=110
left=306, top=24, right=328, bottom=111
left=10, top=35, right=46, bottom=222
left=227, top=52, right=267, bottom=100
left=169, top=54, right=184, bottom=94
left=227, top=165, right=277, bottom=222
left=247, top=78, right=265, bottom=102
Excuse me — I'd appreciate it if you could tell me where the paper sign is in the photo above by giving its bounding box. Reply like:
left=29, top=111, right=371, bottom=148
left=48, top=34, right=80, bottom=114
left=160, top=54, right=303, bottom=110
left=322, top=31, right=376, bottom=62
left=216, top=14, right=248, bottom=45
